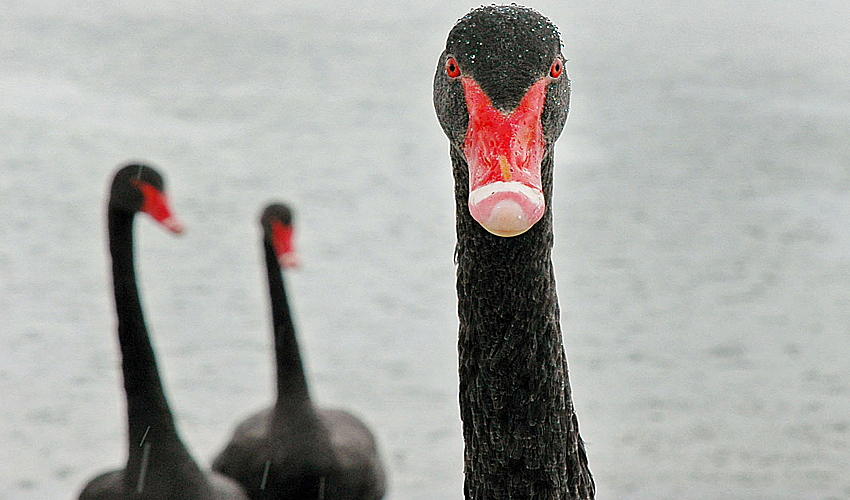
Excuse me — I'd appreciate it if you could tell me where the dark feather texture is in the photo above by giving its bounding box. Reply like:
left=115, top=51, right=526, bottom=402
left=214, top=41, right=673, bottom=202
left=434, top=6, right=594, bottom=500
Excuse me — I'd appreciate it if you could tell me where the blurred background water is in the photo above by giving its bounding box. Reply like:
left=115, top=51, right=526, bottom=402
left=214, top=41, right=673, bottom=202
left=1, top=0, right=849, bottom=498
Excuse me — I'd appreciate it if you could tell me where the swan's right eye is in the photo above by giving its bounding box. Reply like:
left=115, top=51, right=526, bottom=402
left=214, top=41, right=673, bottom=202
left=446, top=57, right=460, bottom=78
left=550, top=58, right=563, bottom=79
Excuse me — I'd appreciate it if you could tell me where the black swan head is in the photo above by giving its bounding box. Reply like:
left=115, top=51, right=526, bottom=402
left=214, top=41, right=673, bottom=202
left=433, top=4, right=570, bottom=237
left=260, top=203, right=299, bottom=268
left=109, top=163, right=184, bottom=234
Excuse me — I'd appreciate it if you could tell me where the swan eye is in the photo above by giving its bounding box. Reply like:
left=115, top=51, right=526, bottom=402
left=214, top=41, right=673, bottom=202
left=446, top=57, right=461, bottom=78
left=549, top=58, right=563, bottom=79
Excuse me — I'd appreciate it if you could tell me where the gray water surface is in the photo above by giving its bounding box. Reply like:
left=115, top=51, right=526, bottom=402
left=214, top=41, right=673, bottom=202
left=2, top=1, right=849, bottom=499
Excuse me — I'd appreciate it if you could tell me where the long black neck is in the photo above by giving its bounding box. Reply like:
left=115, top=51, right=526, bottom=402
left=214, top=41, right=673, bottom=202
left=452, top=147, right=594, bottom=500
left=263, top=239, right=311, bottom=414
left=108, top=209, right=194, bottom=486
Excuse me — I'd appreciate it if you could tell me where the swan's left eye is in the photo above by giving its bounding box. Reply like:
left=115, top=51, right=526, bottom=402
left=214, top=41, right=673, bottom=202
left=446, top=57, right=461, bottom=78
left=550, top=59, right=563, bottom=79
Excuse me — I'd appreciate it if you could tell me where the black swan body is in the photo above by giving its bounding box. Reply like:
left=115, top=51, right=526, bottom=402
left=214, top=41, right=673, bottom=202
left=78, top=163, right=248, bottom=500
left=212, top=204, right=386, bottom=500
left=433, top=6, right=594, bottom=500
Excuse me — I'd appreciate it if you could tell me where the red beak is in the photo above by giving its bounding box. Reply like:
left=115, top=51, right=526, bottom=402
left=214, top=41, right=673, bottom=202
left=271, top=221, right=299, bottom=268
left=462, top=77, right=548, bottom=237
left=136, top=181, right=185, bottom=234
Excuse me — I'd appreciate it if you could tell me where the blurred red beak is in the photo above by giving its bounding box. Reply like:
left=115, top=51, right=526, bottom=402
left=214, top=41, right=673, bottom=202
left=271, top=221, right=299, bottom=268
left=136, top=181, right=185, bottom=234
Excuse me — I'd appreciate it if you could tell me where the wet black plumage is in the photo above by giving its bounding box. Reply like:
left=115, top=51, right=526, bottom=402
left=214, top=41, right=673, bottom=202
left=433, top=6, right=594, bottom=500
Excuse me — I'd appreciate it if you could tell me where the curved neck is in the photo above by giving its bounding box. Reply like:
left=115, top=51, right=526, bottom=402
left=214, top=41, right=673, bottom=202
left=107, top=209, right=188, bottom=479
left=263, top=239, right=311, bottom=412
left=452, top=148, right=594, bottom=500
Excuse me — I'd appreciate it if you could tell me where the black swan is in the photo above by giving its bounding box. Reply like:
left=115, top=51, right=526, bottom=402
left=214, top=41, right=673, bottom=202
left=433, top=5, right=595, bottom=499
left=212, top=203, right=386, bottom=500
left=78, top=163, right=248, bottom=499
